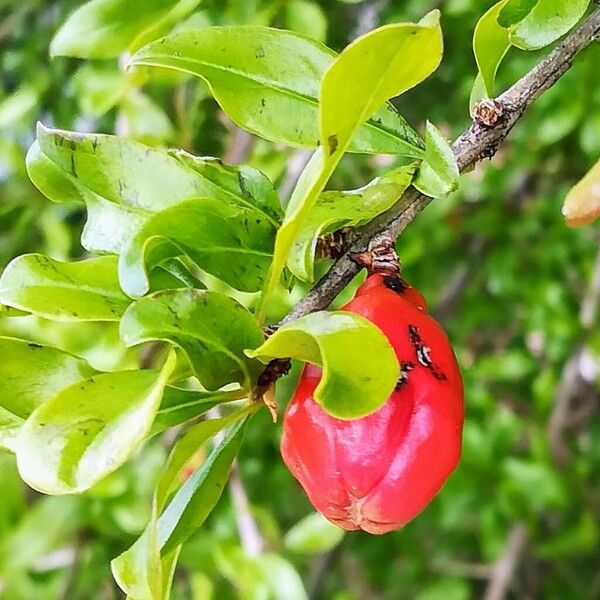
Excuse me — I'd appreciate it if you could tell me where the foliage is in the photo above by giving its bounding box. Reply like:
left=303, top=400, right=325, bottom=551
left=0, top=0, right=599, bottom=599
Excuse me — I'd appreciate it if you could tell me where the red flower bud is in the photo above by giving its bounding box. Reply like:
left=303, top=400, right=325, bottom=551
left=281, top=274, right=464, bottom=534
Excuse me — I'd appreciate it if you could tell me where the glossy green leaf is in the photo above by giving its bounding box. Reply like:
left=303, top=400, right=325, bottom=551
left=120, top=289, right=265, bottom=390
left=158, top=417, right=247, bottom=553
left=562, top=158, right=600, bottom=227
left=0, top=338, right=93, bottom=452
left=509, top=0, right=590, bottom=50
left=27, top=124, right=280, bottom=254
left=0, top=254, right=130, bottom=321
left=112, top=521, right=182, bottom=600
left=129, top=26, right=424, bottom=156
left=247, top=311, right=399, bottom=419
left=50, top=0, right=200, bottom=58
left=497, top=0, right=538, bottom=27
left=152, top=387, right=246, bottom=435
left=320, top=10, right=443, bottom=154
left=288, top=164, right=416, bottom=281
left=118, top=197, right=275, bottom=297
left=148, top=258, right=206, bottom=294
left=156, top=409, right=250, bottom=510
left=284, top=512, right=345, bottom=554
left=16, top=354, right=175, bottom=495
left=472, top=0, right=510, bottom=97
left=0, top=305, right=28, bottom=317
left=472, top=0, right=590, bottom=101
left=173, top=150, right=282, bottom=225
left=259, top=13, right=441, bottom=317
left=414, top=122, right=459, bottom=198
left=112, top=408, right=248, bottom=599
left=111, top=523, right=162, bottom=600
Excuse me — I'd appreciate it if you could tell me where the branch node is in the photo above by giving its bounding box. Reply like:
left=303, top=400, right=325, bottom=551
left=315, top=228, right=352, bottom=260
left=263, top=325, right=279, bottom=338
left=349, top=233, right=400, bottom=276
left=473, top=98, right=505, bottom=128
left=252, top=358, right=292, bottom=420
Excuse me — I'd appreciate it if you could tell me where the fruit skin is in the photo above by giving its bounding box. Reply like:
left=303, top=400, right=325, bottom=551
left=281, top=274, right=464, bottom=534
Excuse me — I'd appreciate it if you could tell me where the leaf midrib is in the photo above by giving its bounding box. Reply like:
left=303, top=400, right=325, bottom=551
left=132, top=56, right=422, bottom=154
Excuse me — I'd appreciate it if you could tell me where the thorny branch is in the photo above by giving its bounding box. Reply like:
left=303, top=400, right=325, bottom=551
left=280, top=7, right=600, bottom=326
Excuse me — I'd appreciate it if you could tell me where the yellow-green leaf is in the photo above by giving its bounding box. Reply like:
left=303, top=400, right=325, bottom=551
left=247, top=312, right=399, bottom=419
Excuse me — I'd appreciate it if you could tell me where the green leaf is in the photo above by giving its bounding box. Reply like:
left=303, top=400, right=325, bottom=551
left=173, top=150, right=282, bottom=226
left=72, top=64, right=131, bottom=117
left=0, top=337, right=93, bottom=452
left=285, top=0, right=327, bottom=43
left=284, top=512, right=345, bottom=554
left=259, top=13, right=441, bottom=317
left=50, top=0, right=200, bottom=58
left=562, top=158, right=600, bottom=227
left=0, top=254, right=130, bottom=321
left=112, top=408, right=248, bottom=599
left=118, top=90, right=175, bottom=147
left=509, top=0, right=590, bottom=50
left=0, top=86, right=39, bottom=128
left=27, top=124, right=280, bottom=254
left=497, top=0, right=539, bottom=28
left=246, top=311, right=399, bottom=419
left=320, top=10, right=443, bottom=155
left=0, top=305, right=28, bottom=317
left=288, top=164, right=416, bottom=281
left=217, top=547, right=309, bottom=600
left=111, top=524, right=163, bottom=600
left=16, top=353, right=175, bottom=494
left=158, top=417, right=247, bottom=553
left=472, top=0, right=590, bottom=100
left=414, top=122, right=459, bottom=198
left=118, top=197, right=275, bottom=297
left=152, top=387, right=246, bottom=435
left=472, top=0, right=510, bottom=97
left=129, top=26, right=424, bottom=156
left=120, top=289, right=265, bottom=391
left=156, top=409, right=249, bottom=510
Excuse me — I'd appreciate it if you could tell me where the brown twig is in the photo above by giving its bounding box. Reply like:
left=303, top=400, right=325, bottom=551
left=280, top=8, right=600, bottom=326
left=484, top=523, right=529, bottom=600
left=548, top=241, right=600, bottom=465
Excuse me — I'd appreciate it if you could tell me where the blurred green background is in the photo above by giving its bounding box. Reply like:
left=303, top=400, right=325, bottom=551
left=1, top=0, right=599, bottom=598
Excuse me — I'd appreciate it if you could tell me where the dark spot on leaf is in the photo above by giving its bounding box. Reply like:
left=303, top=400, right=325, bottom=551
left=70, top=152, right=77, bottom=177
left=255, top=45, right=266, bottom=58
left=327, top=134, right=338, bottom=155
left=27, top=342, right=43, bottom=349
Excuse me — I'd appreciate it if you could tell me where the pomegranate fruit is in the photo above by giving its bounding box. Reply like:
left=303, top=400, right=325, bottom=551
left=281, top=274, right=463, bottom=534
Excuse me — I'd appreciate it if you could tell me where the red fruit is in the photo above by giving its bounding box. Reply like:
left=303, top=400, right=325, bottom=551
left=281, top=274, right=463, bottom=534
